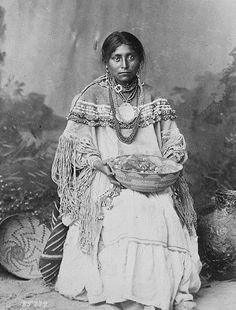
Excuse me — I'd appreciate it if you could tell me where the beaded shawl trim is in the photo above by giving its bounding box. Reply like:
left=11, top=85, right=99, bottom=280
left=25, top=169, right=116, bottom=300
left=68, top=98, right=177, bottom=129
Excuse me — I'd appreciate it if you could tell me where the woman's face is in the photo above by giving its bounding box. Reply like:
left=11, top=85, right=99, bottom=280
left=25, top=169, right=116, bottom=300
left=107, top=44, right=140, bottom=85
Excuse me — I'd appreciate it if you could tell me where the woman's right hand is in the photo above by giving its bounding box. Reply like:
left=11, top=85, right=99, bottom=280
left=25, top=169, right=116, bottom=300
left=93, top=159, right=121, bottom=186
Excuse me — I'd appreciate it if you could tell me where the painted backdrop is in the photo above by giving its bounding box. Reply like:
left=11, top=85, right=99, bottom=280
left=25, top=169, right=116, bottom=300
left=0, top=0, right=236, bottom=225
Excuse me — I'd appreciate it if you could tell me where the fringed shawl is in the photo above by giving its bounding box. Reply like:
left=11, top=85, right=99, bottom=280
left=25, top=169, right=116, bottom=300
left=172, top=173, right=197, bottom=235
left=161, top=129, right=197, bottom=234
left=51, top=133, right=101, bottom=254
left=51, top=76, right=106, bottom=254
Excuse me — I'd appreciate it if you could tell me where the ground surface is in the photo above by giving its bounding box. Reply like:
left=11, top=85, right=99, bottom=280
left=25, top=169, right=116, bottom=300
left=0, top=266, right=235, bottom=310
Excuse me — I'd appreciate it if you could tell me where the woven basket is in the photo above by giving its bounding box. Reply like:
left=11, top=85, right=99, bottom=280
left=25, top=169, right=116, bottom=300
left=0, top=214, right=50, bottom=279
left=108, top=155, right=183, bottom=193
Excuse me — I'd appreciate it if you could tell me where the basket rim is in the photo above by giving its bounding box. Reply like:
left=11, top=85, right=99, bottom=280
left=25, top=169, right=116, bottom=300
left=0, top=213, right=34, bottom=226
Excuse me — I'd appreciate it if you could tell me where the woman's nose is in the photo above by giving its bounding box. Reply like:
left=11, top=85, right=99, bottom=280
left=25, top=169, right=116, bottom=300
left=121, top=57, right=128, bottom=69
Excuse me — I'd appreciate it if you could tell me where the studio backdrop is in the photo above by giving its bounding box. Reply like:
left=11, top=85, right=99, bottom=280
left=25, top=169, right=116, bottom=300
left=0, top=0, right=236, bottom=223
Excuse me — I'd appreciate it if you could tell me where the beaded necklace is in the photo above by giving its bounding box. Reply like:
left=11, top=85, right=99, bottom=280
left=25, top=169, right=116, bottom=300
left=108, top=76, right=139, bottom=123
left=111, top=78, right=138, bottom=103
left=114, top=92, right=139, bottom=123
left=108, top=77, right=144, bottom=144
left=116, top=86, right=138, bottom=103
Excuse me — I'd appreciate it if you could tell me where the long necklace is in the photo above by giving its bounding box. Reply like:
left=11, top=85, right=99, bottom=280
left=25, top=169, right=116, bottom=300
left=108, top=77, right=139, bottom=123
left=108, top=77, right=144, bottom=144
left=109, top=88, right=141, bottom=144
left=114, top=91, right=139, bottom=123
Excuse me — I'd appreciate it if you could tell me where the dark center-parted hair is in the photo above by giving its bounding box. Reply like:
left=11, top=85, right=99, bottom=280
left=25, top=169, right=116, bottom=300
left=101, top=31, right=145, bottom=66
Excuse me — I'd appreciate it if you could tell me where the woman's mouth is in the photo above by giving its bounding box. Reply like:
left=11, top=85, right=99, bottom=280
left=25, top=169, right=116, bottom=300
left=118, top=72, right=130, bottom=75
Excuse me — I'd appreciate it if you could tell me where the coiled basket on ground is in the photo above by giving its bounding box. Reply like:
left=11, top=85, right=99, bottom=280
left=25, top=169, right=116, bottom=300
left=0, top=214, right=50, bottom=279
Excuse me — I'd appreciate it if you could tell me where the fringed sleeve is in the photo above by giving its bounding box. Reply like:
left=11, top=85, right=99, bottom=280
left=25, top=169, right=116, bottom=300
left=156, top=119, right=188, bottom=164
left=51, top=120, right=101, bottom=254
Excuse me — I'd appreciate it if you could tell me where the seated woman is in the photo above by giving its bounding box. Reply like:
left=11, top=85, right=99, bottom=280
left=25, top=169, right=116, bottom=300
left=51, top=31, right=202, bottom=310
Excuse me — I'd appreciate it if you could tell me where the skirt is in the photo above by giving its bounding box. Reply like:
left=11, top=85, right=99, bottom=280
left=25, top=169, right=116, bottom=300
left=55, top=189, right=201, bottom=310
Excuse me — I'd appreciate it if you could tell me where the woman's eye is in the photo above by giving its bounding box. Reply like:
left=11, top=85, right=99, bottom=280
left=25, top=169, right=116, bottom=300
left=128, top=55, right=135, bottom=61
left=113, top=56, right=120, bottom=62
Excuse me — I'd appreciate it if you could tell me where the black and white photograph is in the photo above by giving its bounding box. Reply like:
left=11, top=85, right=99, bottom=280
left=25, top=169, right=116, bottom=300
left=0, top=1, right=235, bottom=309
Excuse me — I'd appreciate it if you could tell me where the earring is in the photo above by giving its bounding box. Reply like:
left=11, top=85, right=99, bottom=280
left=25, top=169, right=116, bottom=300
left=105, top=65, right=109, bottom=83
left=136, top=68, right=144, bottom=86
left=136, top=68, right=141, bottom=82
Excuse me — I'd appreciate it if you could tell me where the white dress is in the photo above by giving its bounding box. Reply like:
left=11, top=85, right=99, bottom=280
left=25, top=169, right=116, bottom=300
left=53, top=79, right=202, bottom=310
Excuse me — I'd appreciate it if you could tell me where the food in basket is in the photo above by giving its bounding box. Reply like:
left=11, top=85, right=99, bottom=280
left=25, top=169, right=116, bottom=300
left=109, top=154, right=179, bottom=174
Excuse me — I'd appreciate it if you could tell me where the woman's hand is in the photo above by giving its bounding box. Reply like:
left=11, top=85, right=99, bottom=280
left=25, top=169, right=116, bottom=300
left=93, top=159, right=121, bottom=186
left=167, top=155, right=179, bottom=163
left=62, top=214, right=75, bottom=227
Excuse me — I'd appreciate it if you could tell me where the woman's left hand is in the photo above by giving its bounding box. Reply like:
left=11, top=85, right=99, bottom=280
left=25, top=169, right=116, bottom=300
left=167, top=155, right=179, bottom=163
